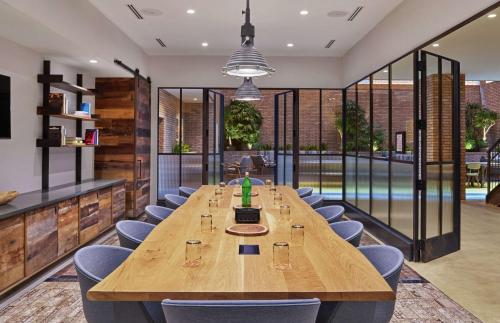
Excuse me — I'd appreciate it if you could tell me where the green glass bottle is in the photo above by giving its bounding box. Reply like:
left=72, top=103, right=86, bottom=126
left=242, top=172, right=252, bottom=207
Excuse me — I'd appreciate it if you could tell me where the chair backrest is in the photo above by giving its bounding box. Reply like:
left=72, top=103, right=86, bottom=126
left=179, top=186, right=197, bottom=198
left=358, top=245, right=404, bottom=291
left=319, top=245, right=404, bottom=323
left=116, top=220, right=156, bottom=250
left=330, top=221, right=363, bottom=247
left=296, top=187, right=313, bottom=198
left=164, top=194, right=188, bottom=209
left=302, top=195, right=324, bottom=209
left=162, top=299, right=321, bottom=323
left=145, top=205, right=174, bottom=225
left=315, top=205, right=345, bottom=223
left=251, top=155, right=265, bottom=169
left=239, top=156, right=254, bottom=171
left=227, top=177, right=265, bottom=186
left=467, top=162, right=481, bottom=171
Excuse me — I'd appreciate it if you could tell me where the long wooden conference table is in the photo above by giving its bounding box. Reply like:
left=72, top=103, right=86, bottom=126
left=88, top=185, right=394, bottom=302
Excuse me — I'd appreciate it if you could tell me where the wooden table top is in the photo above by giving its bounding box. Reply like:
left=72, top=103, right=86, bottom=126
left=88, top=185, right=394, bottom=302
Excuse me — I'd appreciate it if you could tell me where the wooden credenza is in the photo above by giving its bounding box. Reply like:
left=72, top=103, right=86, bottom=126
left=94, top=77, right=151, bottom=218
left=0, top=179, right=125, bottom=295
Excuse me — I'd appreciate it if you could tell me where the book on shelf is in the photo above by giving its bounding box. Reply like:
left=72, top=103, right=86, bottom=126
left=84, top=129, right=99, bottom=145
left=65, top=137, right=84, bottom=146
left=48, top=125, right=65, bottom=146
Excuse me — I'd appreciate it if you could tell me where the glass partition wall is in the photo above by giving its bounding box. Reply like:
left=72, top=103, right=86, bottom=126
left=344, top=54, right=418, bottom=259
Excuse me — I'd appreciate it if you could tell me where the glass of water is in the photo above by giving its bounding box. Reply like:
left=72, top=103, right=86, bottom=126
left=291, top=224, right=305, bottom=246
left=273, top=242, right=290, bottom=270
left=185, top=240, right=202, bottom=267
left=201, top=213, right=213, bottom=233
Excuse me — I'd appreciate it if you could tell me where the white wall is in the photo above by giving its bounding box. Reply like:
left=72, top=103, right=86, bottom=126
left=341, top=0, right=499, bottom=86
left=0, top=36, right=95, bottom=193
left=148, top=54, right=343, bottom=201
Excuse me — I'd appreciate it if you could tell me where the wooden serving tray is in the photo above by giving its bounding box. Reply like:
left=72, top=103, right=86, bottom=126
left=233, top=191, right=259, bottom=197
left=233, top=204, right=262, bottom=210
left=225, top=224, right=269, bottom=236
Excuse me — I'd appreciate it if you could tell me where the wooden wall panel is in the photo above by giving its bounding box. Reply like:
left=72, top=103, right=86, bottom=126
left=80, top=192, right=99, bottom=244
left=25, top=206, right=58, bottom=276
left=0, top=215, right=25, bottom=291
left=98, top=188, right=112, bottom=232
left=57, top=198, right=79, bottom=256
left=112, top=184, right=126, bottom=223
left=135, top=76, right=151, bottom=216
left=95, top=78, right=137, bottom=218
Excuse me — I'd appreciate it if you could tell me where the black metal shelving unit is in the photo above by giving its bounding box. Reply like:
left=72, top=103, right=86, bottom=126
left=37, top=60, right=97, bottom=190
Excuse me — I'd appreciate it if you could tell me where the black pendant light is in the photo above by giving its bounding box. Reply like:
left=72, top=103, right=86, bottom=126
left=234, top=77, right=262, bottom=101
left=222, top=0, right=275, bottom=77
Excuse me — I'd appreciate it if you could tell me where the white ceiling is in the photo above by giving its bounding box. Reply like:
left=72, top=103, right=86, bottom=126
left=423, top=7, right=500, bottom=80
left=89, top=0, right=403, bottom=57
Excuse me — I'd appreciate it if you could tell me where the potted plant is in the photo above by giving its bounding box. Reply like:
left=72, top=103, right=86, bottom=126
left=172, top=142, right=191, bottom=153
left=224, top=101, right=263, bottom=150
left=307, top=144, right=319, bottom=154
left=320, top=143, right=328, bottom=153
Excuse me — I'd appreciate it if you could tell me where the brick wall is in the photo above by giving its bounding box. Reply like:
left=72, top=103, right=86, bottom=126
left=182, top=103, right=203, bottom=153
left=159, top=90, right=179, bottom=153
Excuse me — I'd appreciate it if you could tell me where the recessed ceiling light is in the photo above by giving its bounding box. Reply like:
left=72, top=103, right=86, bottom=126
left=287, top=43, right=294, bottom=47
left=187, top=9, right=195, bottom=14
left=202, top=42, right=208, bottom=47
left=193, top=98, right=198, bottom=101
left=89, top=59, right=98, bottom=64
left=300, top=10, right=309, bottom=15
left=488, top=13, right=497, bottom=18
left=432, top=43, right=440, bottom=47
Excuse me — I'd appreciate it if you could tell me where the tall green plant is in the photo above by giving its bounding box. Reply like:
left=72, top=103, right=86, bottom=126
left=335, top=100, right=380, bottom=152
left=465, top=102, right=498, bottom=151
left=224, top=101, right=263, bottom=150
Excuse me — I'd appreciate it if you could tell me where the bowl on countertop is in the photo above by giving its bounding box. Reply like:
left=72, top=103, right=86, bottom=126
left=0, top=191, right=19, bottom=206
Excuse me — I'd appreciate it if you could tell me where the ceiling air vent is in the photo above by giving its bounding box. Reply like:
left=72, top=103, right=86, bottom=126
left=127, top=4, right=144, bottom=20
left=156, top=38, right=166, bottom=47
left=348, top=6, right=363, bottom=21
left=325, top=40, right=336, bottom=49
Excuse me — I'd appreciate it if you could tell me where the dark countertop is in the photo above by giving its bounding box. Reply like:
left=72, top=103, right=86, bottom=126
left=0, top=179, right=126, bottom=220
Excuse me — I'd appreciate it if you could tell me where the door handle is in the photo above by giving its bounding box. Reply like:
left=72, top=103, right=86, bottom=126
left=138, top=159, right=142, bottom=179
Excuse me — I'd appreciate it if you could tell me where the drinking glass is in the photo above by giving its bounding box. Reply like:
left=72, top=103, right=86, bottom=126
left=291, top=224, right=305, bottom=246
left=185, top=240, right=202, bottom=267
left=265, top=179, right=272, bottom=189
left=208, top=199, right=218, bottom=215
left=280, top=204, right=291, bottom=219
left=219, top=182, right=226, bottom=188
left=201, top=213, right=213, bottom=233
left=273, top=242, right=289, bottom=270
left=273, top=192, right=283, bottom=208
left=269, top=185, right=277, bottom=195
left=215, top=188, right=223, bottom=202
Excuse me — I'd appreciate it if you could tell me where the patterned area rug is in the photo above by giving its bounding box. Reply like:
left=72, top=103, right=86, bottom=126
left=0, top=229, right=480, bottom=322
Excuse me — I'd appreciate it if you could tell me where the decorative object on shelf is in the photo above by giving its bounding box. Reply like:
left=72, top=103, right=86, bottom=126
left=234, top=77, right=261, bottom=101
left=47, top=93, right=67, bottom=114
left=84, top=129, right=99, bottom=145
left=81, top=102, right=91, bottom=114
left=0, top=191, right=18, bottom=206
left=48, top=125, right=64, bottom=146
left=225, top=223, right=268, bottom=236
left=0, top=74, right=11, bottom=139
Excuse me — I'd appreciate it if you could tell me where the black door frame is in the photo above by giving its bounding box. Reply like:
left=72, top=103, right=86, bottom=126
left=273, top=89, right=299, bottom=187
left=202, top=89, right=225, bottom=185
left=417, top=50, right=461, bottom=262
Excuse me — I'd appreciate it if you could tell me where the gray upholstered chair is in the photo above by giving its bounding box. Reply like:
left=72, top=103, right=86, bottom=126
left=329, top=220, right=363, bottom=247
left=296, top=187, right=313, bottom=198
left=315, top=205, right=345, bottom=223
left=179, top=186, right=197, bottom=198
left=116, top=220, right=156, bottom=250
left=316, top=245, right=404, bottom=323
left=164, top=194, right=188, bottom=209
left=302, top=195, right=324, bottom=209
left=74, top=245, right=165, bottom=323
left=145, top=205, right=174, bottom=225
left=227, top=177, right=265, bottom=186
left=161, top=298, right=321, bottom=323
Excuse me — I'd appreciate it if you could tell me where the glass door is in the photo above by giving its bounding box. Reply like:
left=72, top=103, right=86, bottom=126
left=204, top=90, right=224, bottom=184
left=418, top=51, right=461, bottom=262
left=274, top=90, right=298, bottom=187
